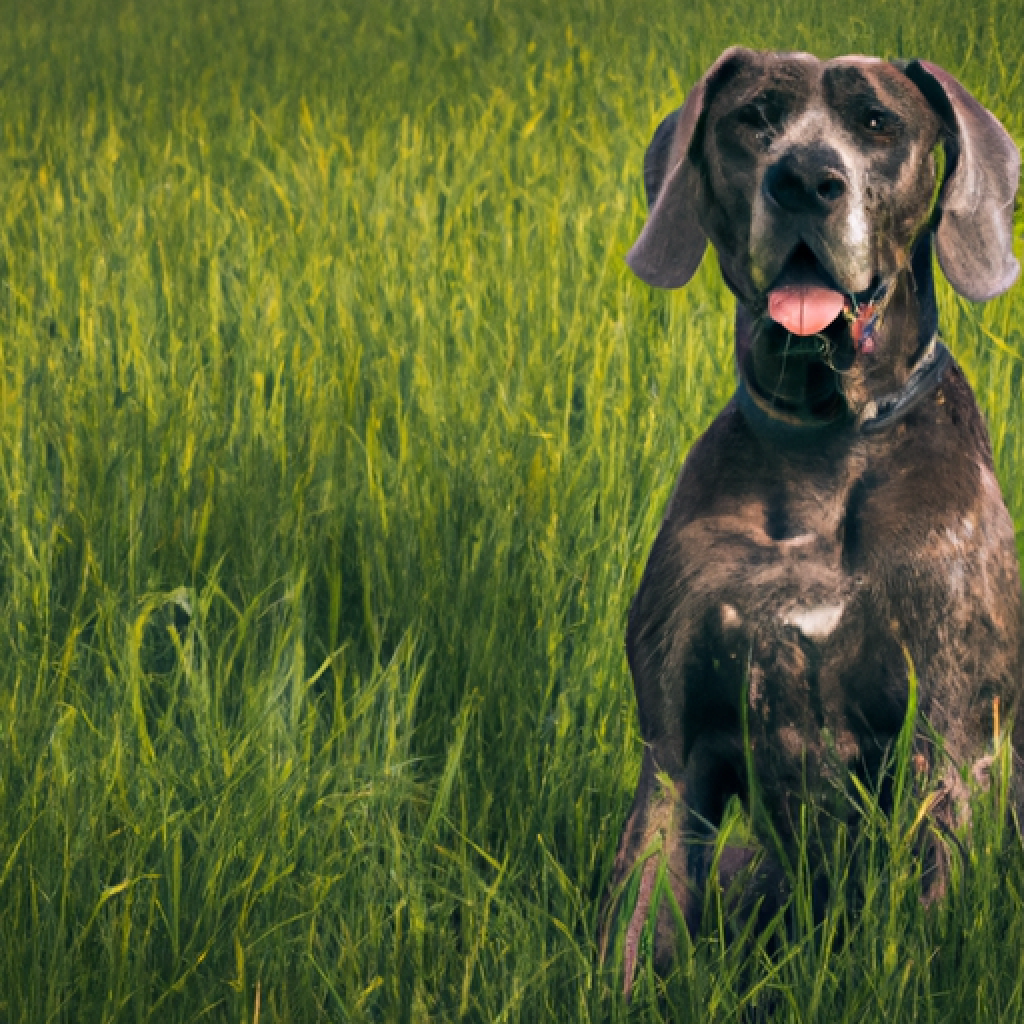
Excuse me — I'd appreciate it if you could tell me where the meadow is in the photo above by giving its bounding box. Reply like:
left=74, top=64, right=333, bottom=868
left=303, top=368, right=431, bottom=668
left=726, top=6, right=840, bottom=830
left=1, top=0, right=1023, bottom=1020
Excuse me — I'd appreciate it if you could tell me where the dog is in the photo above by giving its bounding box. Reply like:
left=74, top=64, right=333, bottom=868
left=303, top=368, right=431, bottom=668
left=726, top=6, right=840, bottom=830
left=604, top=48, right=1023, bottom=993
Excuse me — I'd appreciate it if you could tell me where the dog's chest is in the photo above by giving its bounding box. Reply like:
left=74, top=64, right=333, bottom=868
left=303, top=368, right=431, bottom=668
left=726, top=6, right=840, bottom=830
left=645, top=404, right=1005, bottom=759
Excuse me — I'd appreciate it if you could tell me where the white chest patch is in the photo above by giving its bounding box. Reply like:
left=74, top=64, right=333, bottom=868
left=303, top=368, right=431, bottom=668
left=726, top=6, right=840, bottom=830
left=783, top=601, right=845, bottom=639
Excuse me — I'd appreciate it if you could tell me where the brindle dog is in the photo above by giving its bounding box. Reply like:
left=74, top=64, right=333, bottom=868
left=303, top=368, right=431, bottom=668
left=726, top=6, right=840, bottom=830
left=604, top=48, right=1023, bottom=992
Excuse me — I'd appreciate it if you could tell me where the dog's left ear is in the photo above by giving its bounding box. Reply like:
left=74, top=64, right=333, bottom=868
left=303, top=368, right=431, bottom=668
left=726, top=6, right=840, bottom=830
left=901, top=59, right=1020, bottom=301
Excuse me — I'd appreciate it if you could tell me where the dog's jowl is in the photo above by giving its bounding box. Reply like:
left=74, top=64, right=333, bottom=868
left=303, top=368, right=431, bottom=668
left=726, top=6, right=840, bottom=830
left=605, top=48, right=1023, bottom=992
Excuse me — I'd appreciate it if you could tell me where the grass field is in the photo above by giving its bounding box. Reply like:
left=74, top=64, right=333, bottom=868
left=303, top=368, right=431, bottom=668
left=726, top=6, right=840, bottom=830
left=1, top=0, right=1024, bottom=1020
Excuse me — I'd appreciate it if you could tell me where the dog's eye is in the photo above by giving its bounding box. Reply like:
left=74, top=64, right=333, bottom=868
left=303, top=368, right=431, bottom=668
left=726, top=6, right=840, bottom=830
left=736, top=102, right=767, bottom=128
left=863, top=108, right=892, bottom=133
left=735, top=99, right=782, bottom=148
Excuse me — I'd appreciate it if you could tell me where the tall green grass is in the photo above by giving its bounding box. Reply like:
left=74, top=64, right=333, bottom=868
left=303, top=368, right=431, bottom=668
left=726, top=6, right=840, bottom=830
left=0, top=0, right=1022, bottom=1019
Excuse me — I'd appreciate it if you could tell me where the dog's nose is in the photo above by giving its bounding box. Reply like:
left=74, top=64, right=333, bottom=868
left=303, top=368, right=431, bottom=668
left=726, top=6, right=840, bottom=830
left=764, top=150, right=848, bottom=215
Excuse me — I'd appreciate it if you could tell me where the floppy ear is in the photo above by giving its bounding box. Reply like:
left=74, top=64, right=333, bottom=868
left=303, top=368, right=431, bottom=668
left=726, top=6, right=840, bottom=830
left=641, top=108, right=681, bottom=210
left=627, top=47, right=752, bottom=289
left=903, top=59, right=1020, bottom=301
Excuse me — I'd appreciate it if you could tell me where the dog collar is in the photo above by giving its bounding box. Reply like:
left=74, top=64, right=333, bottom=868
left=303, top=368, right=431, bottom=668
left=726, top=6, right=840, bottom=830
left=857, top=335, right=951, bottom=434
left=737, top=376, right=852, bottom=448
left=738, top=334, right=951, bottom=444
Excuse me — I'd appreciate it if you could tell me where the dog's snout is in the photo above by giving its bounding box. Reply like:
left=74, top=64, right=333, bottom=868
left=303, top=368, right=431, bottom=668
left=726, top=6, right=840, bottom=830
left=764, top=149, right=849, bottom=216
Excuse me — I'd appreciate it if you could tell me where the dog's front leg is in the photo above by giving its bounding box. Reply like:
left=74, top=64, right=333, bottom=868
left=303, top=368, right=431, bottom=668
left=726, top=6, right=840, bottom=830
left=601, top=741, right=696, bottom=994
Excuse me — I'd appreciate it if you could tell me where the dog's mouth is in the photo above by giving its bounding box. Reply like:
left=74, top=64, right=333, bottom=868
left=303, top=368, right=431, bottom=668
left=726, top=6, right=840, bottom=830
left=744, top=245, right=890, bottom=422
left=765, top=244, right=880, bottom=343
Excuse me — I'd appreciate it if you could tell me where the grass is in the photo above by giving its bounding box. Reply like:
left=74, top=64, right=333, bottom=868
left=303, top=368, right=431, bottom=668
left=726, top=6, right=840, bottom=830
left=0, top=0, right=1023, bottom=1019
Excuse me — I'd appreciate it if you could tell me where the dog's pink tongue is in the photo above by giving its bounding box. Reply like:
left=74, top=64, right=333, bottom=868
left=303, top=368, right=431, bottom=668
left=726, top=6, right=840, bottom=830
left=768, top=284, right=845, bottom=336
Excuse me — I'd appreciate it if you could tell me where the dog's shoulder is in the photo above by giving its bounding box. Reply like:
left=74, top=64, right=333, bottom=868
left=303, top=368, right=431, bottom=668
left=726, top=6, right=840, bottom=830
left=867, top=360, right=996, bottom=528
left=660, top=397, right=764, bottom=526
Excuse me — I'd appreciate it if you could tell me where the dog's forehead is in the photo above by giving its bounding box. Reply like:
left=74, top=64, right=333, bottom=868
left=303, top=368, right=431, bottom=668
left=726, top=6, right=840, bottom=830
left=713, top=51, right=932, bottom=116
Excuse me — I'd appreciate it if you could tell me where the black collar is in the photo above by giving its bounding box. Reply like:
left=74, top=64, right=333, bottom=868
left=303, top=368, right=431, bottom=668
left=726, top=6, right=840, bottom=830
left=737, top=335, right=951, bottom=446
left=857, top=335, right=951, bottom=435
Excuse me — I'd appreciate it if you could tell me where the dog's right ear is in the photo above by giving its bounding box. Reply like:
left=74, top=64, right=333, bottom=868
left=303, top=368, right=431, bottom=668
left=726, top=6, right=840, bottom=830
left=628, top=47, right=751, bottom=289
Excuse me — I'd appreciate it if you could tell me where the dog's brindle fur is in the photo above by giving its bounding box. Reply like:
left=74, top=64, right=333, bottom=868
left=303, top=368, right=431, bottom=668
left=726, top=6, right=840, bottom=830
left=605, top=49, right=1023, bottom=991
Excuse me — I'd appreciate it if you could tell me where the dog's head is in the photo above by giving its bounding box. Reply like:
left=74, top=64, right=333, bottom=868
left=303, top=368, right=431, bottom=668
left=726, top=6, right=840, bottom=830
left=629, top=49, right=1019, bottom=376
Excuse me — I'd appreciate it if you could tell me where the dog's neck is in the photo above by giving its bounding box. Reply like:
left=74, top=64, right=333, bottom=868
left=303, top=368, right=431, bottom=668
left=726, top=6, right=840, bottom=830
left=734, top=234, right=943, bottom=435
